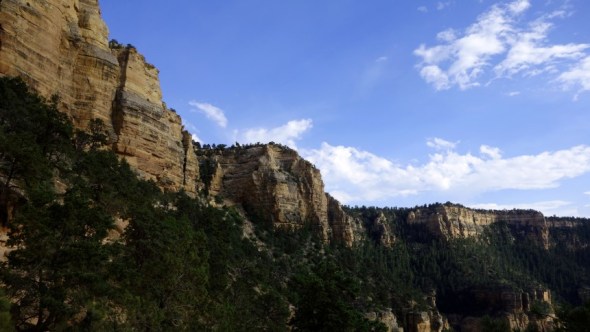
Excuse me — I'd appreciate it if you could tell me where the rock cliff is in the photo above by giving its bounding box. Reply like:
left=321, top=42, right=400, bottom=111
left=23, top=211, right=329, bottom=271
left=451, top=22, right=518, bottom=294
left=407, top=204, right=549, bottom=248
left=446, top=286, right=555, bottom=331
left=0, top=0, right=365, bottom=245
left=198, top=144, right=365, bottom=245
left=0, top=0, right=200, bottom=194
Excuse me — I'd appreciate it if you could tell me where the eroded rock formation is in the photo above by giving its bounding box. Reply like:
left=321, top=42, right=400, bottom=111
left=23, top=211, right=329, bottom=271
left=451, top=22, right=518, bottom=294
left=200, top=145, right=365, bottom=245
left=0, top=0, right=366, bottom=245
left=407, top=204, right=549, bottom=248
left=0, top=0, right=200, bottom=194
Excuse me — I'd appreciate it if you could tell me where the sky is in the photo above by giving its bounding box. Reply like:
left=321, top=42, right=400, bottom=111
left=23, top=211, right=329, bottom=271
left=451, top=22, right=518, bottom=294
left=100, top=0, right=590, bottom=217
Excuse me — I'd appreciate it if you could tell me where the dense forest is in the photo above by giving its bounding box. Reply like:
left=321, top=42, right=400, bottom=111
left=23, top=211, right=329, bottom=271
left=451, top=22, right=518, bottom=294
left=1, top=76, right=590, bottom=331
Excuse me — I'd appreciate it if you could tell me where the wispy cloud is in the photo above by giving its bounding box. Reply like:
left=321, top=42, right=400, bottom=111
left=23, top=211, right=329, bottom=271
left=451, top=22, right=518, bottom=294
left=189, top=101, right=228, bottom=128
left=237, top=119, right=313, bottom=149
left=302, top=140, right=590, bottom=204
left=414, top=0, right=590, bottom=92
left=480, top=145, right=502, bottom=159
left=437, top=1, right=453, bottom=11
left=557, top=56, right=590, bottom=99
left=427, top=137, right=458, bottom=151
left=417, top=6, right=428, bottom=13
left=357, top=56, right=390, bottom=96
left=495, top=20, right=588, bottom=77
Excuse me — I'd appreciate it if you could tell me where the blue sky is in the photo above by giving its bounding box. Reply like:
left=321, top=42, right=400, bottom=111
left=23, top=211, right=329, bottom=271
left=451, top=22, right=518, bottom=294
left=100, top=0, right=590, bottom=217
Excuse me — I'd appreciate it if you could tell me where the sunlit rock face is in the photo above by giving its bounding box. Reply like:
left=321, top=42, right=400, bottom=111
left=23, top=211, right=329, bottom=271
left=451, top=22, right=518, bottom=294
left=407, top=204, right=549, bottom=249
left=0, top=0, right=200, bottom=194
left=203, top=144, right=365, bottom=246
left=0, top=0, right=367, bottom=246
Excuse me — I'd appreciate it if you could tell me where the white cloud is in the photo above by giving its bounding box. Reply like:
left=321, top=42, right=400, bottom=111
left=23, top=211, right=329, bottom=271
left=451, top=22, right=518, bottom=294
left=376, top=56, right=389, bottom=62
left=302, top=141, right=590, bottom=204
left=189, top=101, right=228, bottom=128
left=480, top=145, right=502, bottom=159
left=427, top=137, right=458, bottom=150
left=418, top=6, right=428, bottom=13
left=414, top=0, right=590, bottom=91
left=238, top=119, right=312, bottom=149
left=437, top=29, right=458, bottom=43
left=418, top=65, right=451, bottom=90
left=557, top=56, right=590, bottom=96
left=584, top=191, right=590, bottom=196
left=507, top=91, right=521, bottom=96
left=191, top=133, right=202, bottom=143
left=507, top=0, right=530, bottom=14
left=495, top=20, right=589, bottom=77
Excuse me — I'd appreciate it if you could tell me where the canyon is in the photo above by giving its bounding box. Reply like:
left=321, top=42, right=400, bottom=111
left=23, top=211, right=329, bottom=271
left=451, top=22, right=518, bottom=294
left=1, top=1, right=589, bottom=330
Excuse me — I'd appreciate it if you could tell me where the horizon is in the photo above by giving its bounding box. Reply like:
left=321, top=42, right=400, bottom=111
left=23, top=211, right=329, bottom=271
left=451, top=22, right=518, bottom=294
left=100, top=0, right=590, bottom=217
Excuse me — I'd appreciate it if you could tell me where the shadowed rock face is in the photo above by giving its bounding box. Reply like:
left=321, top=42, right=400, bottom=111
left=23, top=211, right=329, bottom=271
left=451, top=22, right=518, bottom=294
left=446, top=286, right=555, bottom=332
left=407, top=204, right=549, bottom=249
left=0, top=0, right=200, bottom=194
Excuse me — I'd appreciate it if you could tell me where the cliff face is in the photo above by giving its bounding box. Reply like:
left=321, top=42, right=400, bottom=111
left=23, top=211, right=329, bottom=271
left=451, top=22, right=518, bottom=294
left=546, top=217, right=590, bottom=251
left=407, top=204, right=549, bottom=248
left=202, top=145, right=364, bottom=245
left=447, top=286, right=555, bottom=331
left=0, top=0, right=363, bottom=244
left=0, top=0, right=200, bottom=194
left=0, top=0, right=116, bottom=128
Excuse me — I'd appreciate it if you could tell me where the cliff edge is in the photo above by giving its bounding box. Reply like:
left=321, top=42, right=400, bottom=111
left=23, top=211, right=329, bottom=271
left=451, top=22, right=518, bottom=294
left=0, top=0, right=364, bottom=245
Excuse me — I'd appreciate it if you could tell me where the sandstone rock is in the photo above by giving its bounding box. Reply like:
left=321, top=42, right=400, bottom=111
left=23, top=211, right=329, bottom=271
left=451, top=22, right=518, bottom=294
left=327, top=194, right=365, bottom=246
left=201, top=145, right=364, bottom=245
left=0, top=0, right=119, bottom=130
left=0, top=0, right=365, bottom=248
left=366, top=309, right=403, bottom=332
left=407, top=204, right=549, bottom=248
left=405, top=310, right=449, bottom=332
left=0, top=0, right=201, bottom=194
left=365, top=211, right=396, bottom=247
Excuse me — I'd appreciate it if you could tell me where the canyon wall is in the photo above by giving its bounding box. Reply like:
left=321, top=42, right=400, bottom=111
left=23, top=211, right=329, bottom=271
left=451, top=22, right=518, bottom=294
left=0, top=0, right=363, bottom=245
left=407, top=204, right=550, bottom=248
left=0, top=0, right=200, bottom=194
left=200, top=145, right=365, bottom=245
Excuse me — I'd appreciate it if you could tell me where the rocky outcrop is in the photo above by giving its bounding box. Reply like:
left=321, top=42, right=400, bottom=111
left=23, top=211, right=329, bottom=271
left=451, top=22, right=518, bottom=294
left=0, top=0, right=365, bottom=246
left=446, top=286, right=555, bottom=331
left=546, top=217, right=590, bottom=251
left=407, top=204, right=549, bottom=248
left=0, top=0, right=117, bottom=128
left=0, top=0, right=200, bottom=194
left=364, top=211, right=396, bottom=247
left=366, top=309, right=403, bottom=332
left=327, top=194, right=365, bottom=246
left=200, top=145, right=364, bottom=245
left=405, top=310, right=448, bottom=332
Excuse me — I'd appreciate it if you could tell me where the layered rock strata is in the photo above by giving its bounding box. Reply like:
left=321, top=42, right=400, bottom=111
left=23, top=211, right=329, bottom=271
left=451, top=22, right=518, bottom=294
left=0, top=0, right=200, bottom=194
left=407, top=204, right=549, bottom=248
left=202, top=145, right=364, bottom=245
left=0, top=0, right=366, bottom=245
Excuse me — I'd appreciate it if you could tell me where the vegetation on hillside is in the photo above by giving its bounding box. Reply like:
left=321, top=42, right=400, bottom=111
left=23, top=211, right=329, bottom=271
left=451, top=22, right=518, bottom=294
left=1, top=76, right=590, bottom=331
